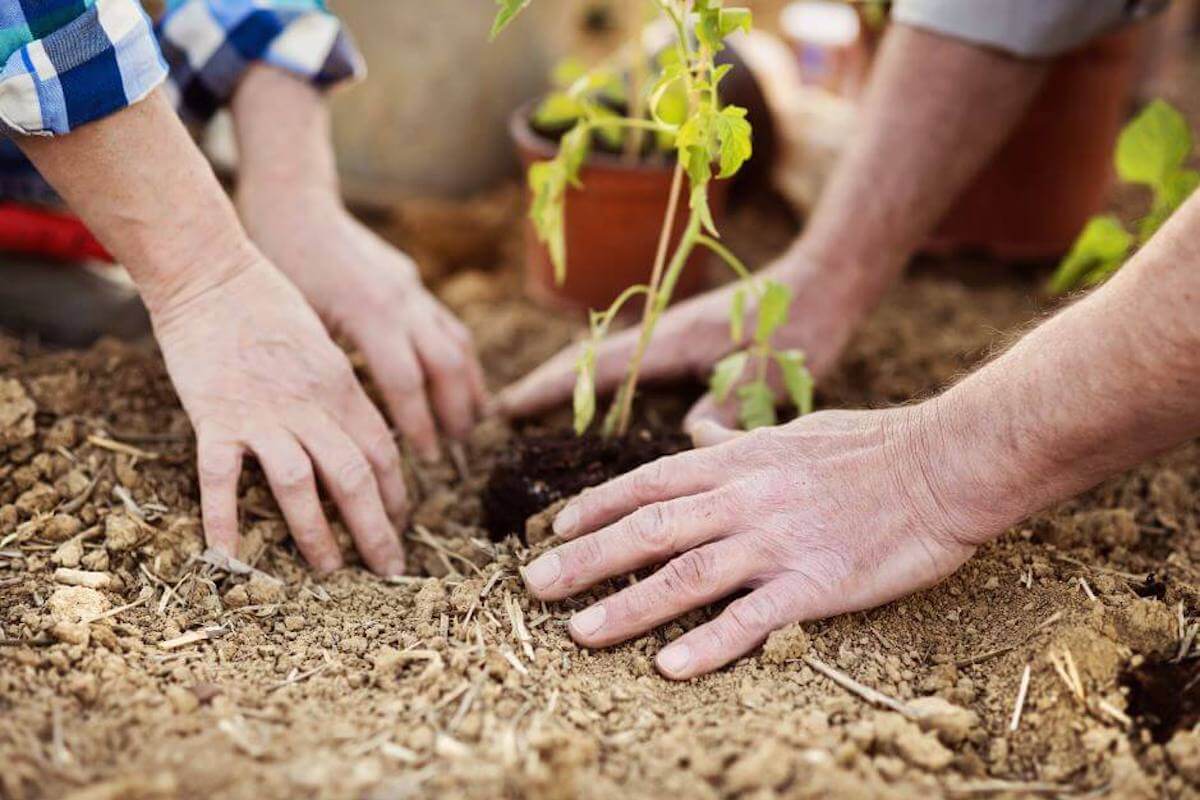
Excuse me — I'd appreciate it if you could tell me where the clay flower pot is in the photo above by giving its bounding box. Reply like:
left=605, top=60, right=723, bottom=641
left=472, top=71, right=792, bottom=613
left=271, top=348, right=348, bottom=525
left=511, top=102, right=729, bottom=313
left=929, top=25, right=1148, bottom=261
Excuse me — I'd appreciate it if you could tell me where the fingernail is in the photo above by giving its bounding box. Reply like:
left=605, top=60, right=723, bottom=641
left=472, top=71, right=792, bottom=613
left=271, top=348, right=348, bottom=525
left=570, top=604, right=607, bottom=637
left=553, top=506, right=579, bottom=537
left=521, top=553, right=561, bottom=592
left=320, top=556, right=343, bottom=575
left=386, top=556, right=406, bottom=578
left=657, top=644, right=691, bottom=675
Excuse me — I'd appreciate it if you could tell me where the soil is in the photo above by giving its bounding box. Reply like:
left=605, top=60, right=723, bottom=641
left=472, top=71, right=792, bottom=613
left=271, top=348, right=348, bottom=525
left=483, top=428, right=692, bottom=542
left=4, top=81, right=1200, bottom=800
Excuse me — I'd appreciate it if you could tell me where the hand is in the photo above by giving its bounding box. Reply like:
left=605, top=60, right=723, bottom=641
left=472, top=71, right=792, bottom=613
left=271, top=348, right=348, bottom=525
left=238, top=190, right=488, bottom=461
left=519, top=407, right=1004, bottom=679
left=495, top=248, right=868, bottom=430
left=151, top=251, right=410, bottom=576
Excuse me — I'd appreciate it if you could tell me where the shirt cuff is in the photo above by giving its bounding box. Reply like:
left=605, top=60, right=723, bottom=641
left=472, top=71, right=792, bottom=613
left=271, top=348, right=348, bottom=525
left=0, top=0, right=168, bottom=136
left=156, top=0, right=366, bottom=125
left=893, top=0, right=1167, bottom=58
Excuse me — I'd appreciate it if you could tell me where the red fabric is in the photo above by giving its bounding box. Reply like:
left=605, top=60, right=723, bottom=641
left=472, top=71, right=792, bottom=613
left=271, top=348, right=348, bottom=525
left=0, top=204, right=112, bottom=263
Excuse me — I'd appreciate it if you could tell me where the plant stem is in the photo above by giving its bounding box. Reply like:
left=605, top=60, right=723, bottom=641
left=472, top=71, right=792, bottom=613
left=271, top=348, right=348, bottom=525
left=610, top=160, right=686, bottom=436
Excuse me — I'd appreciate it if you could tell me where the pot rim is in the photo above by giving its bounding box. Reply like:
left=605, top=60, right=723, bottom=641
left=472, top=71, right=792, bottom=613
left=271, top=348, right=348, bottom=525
left=509, top=98, right=677, bottom=174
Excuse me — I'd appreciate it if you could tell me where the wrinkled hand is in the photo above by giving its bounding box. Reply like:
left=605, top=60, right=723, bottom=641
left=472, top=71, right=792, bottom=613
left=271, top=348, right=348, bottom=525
left=240, top=192, right=488, bottom=461
left=152, top=254, right=409, bottom=576
left=496, top=252, right=863, bottom=430
left=520, top=408, right=992, bottom=679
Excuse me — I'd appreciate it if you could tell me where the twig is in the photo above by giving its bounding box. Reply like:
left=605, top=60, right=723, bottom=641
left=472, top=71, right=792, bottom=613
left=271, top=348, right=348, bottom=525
left=1010, top=664, right=1032, bottom=732
left=58, top=474, right=100, bottom=515
left=803, top=655, right=916, bottom=718
left=269, top=663, right=328, bottom=691
left=87, top=434, right=160, bottom=461
left=410, top=525, right=483, bottom=577
left=159, top=626, right=227, bottom=651
left=54, top=568, right=118, bottom=590
left=80, top=588, right=153, bottom=624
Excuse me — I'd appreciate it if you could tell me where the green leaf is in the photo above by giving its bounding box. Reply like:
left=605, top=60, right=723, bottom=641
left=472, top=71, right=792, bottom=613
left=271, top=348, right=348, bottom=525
left=1140, top=167, right=1200, bottom=241
left=533, top=93, right=586, bottom=128
left=714, top=106, right=752, bottom=179
left=691, top=185, right=718, bottom=236
left=527, top=160, right=568, bottom=283
left=1116, top=99, right=1192, bottom=188
left=737, top=381, right=776, bottom=430
left=754, top=280, right=793, bottom=344
left=560, top=122, right=592, bottom=185
left=573, top=345, right=597, bottom=434
left=490, top=0, right=532, bottom=40
left=710, top=351, right=748, bottom=403
left=1047, top=215, right=1133, bottom=294
left=551, top=57, right=587, bottom=89
left=730, top=286, right=746, bottom=343
left=775, top=349, right=814, bottom=416
left=719, top=8, right=753, bottom=38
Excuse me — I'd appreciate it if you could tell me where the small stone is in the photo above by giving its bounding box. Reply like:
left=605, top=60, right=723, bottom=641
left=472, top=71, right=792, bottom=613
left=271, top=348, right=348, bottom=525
left=245, top=573, right=285, bottom=605
left=104, top=513, right=141, bottom=552
left=50, top=621, right=90, bottom=646
left=42, top=514, right=83, bottom=542
left=15, top=483, right=58, bottom=515
left=909, top=696, right=978, bottom=745
left=873, top=712, right=954, bottom=771
left=284, top=615, right=306, bottom=632
left=48, top=585, right=110, bottom=624
left=52, top=537, right=84, bottom=568
left=0, top=378, right=35, bottom=447
left=166, top=685, right=200, bottom=715
left=762, top=624, right=810, bottom=665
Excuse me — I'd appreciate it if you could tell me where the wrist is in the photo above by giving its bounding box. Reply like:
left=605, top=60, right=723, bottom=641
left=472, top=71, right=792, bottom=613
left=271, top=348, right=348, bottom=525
left=137, top=229, right=260, bottom=320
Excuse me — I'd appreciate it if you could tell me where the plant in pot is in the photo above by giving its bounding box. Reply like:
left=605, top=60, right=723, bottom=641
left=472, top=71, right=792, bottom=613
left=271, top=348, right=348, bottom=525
left=485, top=0, right=816, bottom=539
left=1048, top=99, right=1198, bottom=293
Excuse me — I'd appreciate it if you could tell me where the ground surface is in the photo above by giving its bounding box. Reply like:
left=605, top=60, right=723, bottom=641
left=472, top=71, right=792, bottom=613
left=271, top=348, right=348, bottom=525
left=5, top=71, right=1200, bottom=800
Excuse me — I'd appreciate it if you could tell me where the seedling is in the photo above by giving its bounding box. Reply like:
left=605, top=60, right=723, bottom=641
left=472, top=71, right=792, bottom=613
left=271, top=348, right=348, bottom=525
left=494, top=0, right=814, bottom=435
left=1049, top=99, right=1199, bottom=293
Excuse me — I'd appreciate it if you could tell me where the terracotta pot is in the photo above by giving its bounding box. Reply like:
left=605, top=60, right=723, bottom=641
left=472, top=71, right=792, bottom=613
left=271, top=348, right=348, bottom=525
left=929, top=25, right=1148, bottom=261
left=511, top=104, right=728, bottom=313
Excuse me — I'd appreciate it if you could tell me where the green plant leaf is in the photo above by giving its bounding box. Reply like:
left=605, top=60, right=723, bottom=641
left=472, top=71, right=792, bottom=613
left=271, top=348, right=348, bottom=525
left=573, top=345, right=597, bottom=434
left=560, top=122, right=592, bottom=185
left=1047, top=215, right=1133, bottom=294
left=775, top=349, right=814, bottom=416
left=1140, top=167, right=1200, bottom=241
left=754, top=280, right=793, bottom=344
left=691, top=185, right=718, bottom=236
left=551, top=57, right=587, bottom=89
left=1116, top=99, right=1192, bottom=188
left=710, top=351, right=748, bottom=403
left=730, top=285, right=746, bottom=342
left=534, top=92, right=586, bottom=128
left=737, top=381, right=776, bottom=430
left=714, top=106, right=752, bottom=179
left=527, top=160, right=567, bottom=283
left=490, top=0, right=532, bottom=40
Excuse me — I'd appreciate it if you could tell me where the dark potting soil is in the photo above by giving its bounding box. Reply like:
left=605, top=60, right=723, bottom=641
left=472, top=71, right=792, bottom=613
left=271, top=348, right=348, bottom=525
left=482, top=427, right=691, bottom=541
left=1121, top=657, right=1200, bottom=743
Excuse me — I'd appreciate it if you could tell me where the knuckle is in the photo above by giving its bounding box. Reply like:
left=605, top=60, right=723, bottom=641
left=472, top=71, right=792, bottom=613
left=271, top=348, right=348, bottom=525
left=564, top=535, right=604, bottom=579
left=725, top=592, right=778, bottom=639
left=634, top=460, right=669, bottom=500
left=197, top=451, right=238, bottom=485
left=387, top=365, right=424, bottom=397
left=273, top=458, right=313, bottom=494
left=628, top=503, right=672, bottom=552
left=365, top=434, right=402, bottom=471
left=662, top=549, right=716, bottom=597
left=333, top=454, right=375, bottom=494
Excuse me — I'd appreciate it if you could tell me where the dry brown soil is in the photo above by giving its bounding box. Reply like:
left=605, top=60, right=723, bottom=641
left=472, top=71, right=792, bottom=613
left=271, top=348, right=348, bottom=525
left=5, top=84, right=1200, bottom=800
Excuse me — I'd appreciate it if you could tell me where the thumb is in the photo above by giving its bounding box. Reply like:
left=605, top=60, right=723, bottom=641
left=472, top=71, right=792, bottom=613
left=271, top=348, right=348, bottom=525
left=685, top=395, right=743, bottom=448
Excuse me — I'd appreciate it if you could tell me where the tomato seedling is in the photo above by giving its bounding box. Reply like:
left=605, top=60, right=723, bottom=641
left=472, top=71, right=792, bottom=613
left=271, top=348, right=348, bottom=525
left=494, top=0, right=815, bottom=435
left=1049, top=99, right=1199, bottom=293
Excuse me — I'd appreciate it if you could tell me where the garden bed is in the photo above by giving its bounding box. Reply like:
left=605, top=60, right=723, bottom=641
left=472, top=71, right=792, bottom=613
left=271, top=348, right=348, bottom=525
left=3, top=181, right=1200, bottom=799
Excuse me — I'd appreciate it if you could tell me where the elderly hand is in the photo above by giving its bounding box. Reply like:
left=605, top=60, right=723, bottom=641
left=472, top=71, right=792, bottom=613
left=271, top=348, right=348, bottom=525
left=239, top=192, right=489, bottom=462
left=153, top=252, right=410, bottom=576
left=519, top=406, right=999, bottom=679
left=495, top=249, right=867, bottom=429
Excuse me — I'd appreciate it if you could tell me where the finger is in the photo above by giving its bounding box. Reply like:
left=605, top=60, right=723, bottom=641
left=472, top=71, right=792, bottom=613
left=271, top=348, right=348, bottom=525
left=435, top=308, right=491, bottom=415
left=522, top=490, right=735, bottom=601
left=288, top=413, right=406, bottom=576
left=656, top=578, right=805, bottom=680
left=566, top=537, right=760, bottom=649
left=248, top=431, right=343, bottom=573
left=684, top=394, right=742, bottom=442
left=552, top=450, right=722, bottom=539
left=337, top=381, right=410, bottom=523
left=413, top=324, right=476, bottom=441
left=359, top=335, right=441, bottom=462
left=195, top=435, right=244, bottom=558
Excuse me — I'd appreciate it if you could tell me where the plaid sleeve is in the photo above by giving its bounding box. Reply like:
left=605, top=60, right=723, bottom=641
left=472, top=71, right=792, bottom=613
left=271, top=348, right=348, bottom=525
left=0, top=0, right=168, bottom=136
left=156, top=0, right=365, bottom=125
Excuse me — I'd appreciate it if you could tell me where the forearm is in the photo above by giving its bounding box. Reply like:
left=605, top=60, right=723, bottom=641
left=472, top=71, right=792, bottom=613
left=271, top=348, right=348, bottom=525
left=789, top=24, right=1048, bottom=307
left=231, top=64, right=340, bottom=204
left=14, top=89, right=252, bottom=315
left=922, top=195, right=1200, bottom=541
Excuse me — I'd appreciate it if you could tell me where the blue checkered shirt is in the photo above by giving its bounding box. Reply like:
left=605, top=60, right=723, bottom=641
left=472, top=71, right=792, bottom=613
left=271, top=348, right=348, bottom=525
left=0, top=0, right=362, bottom=137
